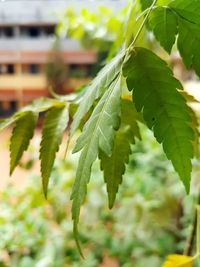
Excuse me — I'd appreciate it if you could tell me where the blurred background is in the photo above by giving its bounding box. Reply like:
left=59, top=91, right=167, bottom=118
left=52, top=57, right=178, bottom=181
left=0, top=0, right=200, bottom=266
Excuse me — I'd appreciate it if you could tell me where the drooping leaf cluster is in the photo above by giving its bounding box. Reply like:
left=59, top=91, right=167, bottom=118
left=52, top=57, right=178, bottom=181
left=0, top=0, right=200, bottom=254
left=2, top=98, right=69, bottom=197
left=148, top=0, right=200, bottom=77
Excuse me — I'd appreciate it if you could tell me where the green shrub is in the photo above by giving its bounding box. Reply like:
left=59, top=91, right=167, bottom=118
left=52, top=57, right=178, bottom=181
left=0, top=128, right=197, bottom=266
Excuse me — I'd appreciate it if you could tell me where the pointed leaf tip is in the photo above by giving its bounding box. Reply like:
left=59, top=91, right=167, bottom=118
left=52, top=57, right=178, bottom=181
left=100, top=99, right=141, bottom=209
left=123, top=47, right=194, bottom=192
left=40, top=105, right=69, bottom=198
left=10, top=111, right=38, bottom=175
left=71, top=76, right=122, bottom=251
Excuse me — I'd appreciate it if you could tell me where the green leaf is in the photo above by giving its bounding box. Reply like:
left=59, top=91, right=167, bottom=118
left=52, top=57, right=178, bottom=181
left=123, top=47, right=194, bottom=191
left=0, top=98, right=65, bottom=134
left=73, top=77, right=122, bottom=154
left=121, top=99, right=142, bottom=140
left=70, top=52, right=125, bottom=138
left=140, top=0, right=170, bottom=11
left=181, top=91, right=199, bottom=158
left=71, top=76, right=122, bottom=252
left=10, top=111, right=38, bottom=175
left=124, top=3, right=136, bottom=48
left=149, top=6, right=177, bottom=53
left=180, top=91, right=200, bottom=104
left=177, top=18, right=200, bottom=77
left=100, top=99, right=141, bottom=209
left=149, top=0, right=200, bottom=76
left=22, top=97, right=65, bottom=113
left=147, top=1, right=200, bottom=75
left=169, top=0, right=200, bottom=25
left=0, top=117, right=16, bottom=132
left=40, top=106, right=69, bottom=198
left=189, top=107, right=199, bottom=158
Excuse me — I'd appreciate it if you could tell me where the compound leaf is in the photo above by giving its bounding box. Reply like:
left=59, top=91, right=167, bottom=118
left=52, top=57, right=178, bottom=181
left=70, top=52, right=125, bottom=138
left=40, top=106, right=69, bottom=198
left=0, top=98, right=65, bottom=133
left=149, top=6, right=177, bottom=53
left=169, top=0, right=200, bottom=25
left=100, top=99, right=141, bottom=209
left=123, top=47, right=194, bottom=192
left=71, top=77, right=122, bottom=253
left=177, top=18, right=200, bottom=77
left=148, top=0, right=200, bottom=76
left=10, top=111, right=38, bottom=175
left=21, top=97, right=65, bottom=113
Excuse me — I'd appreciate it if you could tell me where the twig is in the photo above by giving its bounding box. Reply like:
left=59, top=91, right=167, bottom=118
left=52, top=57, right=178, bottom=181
left=184, top=191, right=200, bottom=256
left=127, top=0, right=158, bottom=50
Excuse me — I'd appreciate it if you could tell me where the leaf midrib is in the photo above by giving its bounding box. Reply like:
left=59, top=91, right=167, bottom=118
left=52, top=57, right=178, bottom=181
left=72, top=76, right=120, bottom=194
left=137, top=56, right=191, bottom=178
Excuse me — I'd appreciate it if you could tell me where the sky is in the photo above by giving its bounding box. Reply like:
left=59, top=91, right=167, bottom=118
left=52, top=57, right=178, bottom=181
left=0, top=0, right=126, bottom=24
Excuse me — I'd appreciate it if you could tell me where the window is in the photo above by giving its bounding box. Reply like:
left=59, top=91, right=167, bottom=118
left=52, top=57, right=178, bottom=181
left=69, top=64, right=93, bottom=78
left=85, top=64, right=93, bottom=76
left=29, top=27, right=40, bottom=37
left=0, top=27, right=14, bottom=38
left=43, top=25, right=55, bottom=36
left=29, top=64, right=40, bottom=74
left=0, top=64, right=14, bottom=74
left=4, top=27, right=14, bottom=38
left=68, top=64, right=84, bottom=78
left=7, top=64, right=14, bottom=74
left=21, top=26, right=40, bottom=38
left=0, top=65, right=7, bottom=74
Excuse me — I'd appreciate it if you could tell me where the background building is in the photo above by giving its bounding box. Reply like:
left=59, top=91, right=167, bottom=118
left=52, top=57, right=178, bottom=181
left=0, top=1, right=122, bottom=114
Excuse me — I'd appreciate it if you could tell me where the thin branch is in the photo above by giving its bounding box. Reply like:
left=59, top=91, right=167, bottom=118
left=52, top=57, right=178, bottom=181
left=127, top=0, right=158, bottom=50
left=184, top=191, right=200, bottom=256
left=48, top=86, right=77, bottom=102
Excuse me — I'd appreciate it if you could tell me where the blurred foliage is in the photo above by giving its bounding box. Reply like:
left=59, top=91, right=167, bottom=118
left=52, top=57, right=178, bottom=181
left=0, top=127, right=198, bottom=266
left=45, top=40, right=68, bottom=93
left=57, top=1, right=151, bottom=59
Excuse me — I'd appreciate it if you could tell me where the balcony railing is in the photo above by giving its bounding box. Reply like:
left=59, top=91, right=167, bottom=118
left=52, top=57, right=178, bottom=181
left=0, top=38, right=81, bottom=52
left=0, top=74, right=46, bottom=90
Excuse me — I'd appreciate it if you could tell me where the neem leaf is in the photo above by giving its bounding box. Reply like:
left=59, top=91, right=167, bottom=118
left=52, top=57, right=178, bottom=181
left=71, top=76, right=122, bottom=253
left=181, top=91, right=200, bottom=157
left=22, top=97, right=65, bottom=113
left=177, top=18, right=200, bottom=77
left=73, top=77, right=122, bottom=154
left=100, top=99, right=141, bottom=209
left=140, top=0, right=170, bottom=11
left=147, top=0, right=200, bottom=76
left=169, top=0, right=200, bottom=25
left=10, top=111, right=38, bottom=175
left=0, top=98, right=65, bottom=133
left=70, top=52, right=125, bottom=138
left=40, top=106, right=69, bottom=198
left=123, top=47, right=194, bottom=192
left=149, top=6, right=177, bottom=53
left=0, top=117, right=16, bottom=132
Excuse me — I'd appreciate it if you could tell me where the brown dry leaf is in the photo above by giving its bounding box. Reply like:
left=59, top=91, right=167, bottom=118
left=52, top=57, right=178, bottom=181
left=162, top=254, right=194, bottom=267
